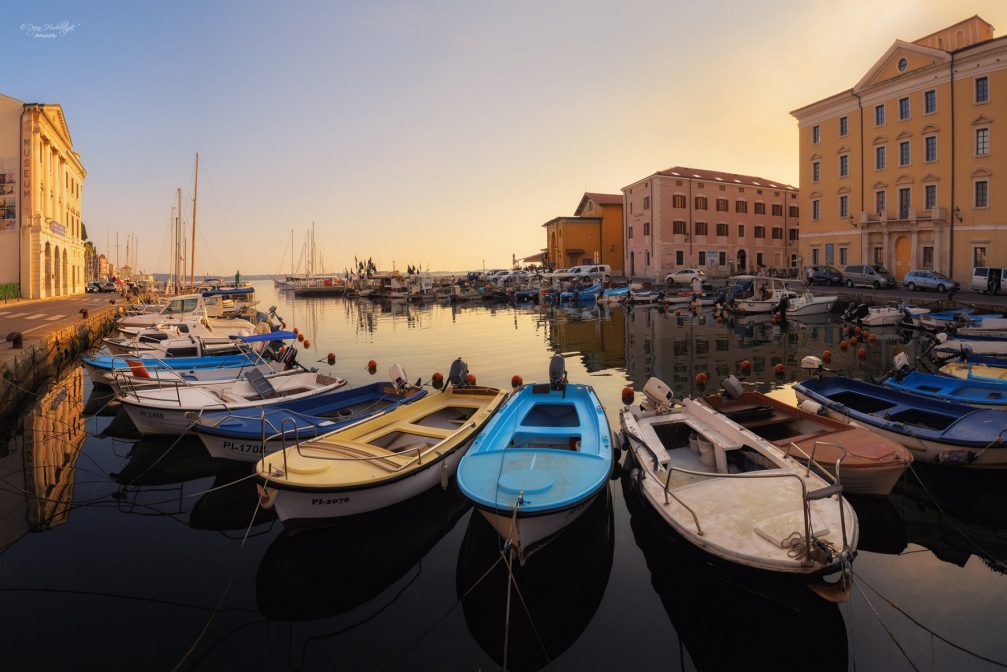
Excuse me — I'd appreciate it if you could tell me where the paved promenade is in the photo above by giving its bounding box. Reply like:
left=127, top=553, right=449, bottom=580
left=0, top=293, right=123, bottom=339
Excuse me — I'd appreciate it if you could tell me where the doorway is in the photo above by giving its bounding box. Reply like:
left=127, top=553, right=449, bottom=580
left=894, top=235, right=910, bottom=280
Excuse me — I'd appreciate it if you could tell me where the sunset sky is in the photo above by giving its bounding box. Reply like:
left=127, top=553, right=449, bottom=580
left=9, top=1, right=1007, bottom=274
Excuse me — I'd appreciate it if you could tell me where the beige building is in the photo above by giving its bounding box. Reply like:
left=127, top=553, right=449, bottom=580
left=622, top=166, right=799, bottom=280
left=791, top=16, right=1007, bottom=284
left=0, top=94, right=86, bottom=299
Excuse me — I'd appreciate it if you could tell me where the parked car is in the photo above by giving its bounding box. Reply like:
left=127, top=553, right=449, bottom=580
left=99, top=282, right=118, bottom=293
left=971, top=266, right=1007, bottom=294
left=570, top=264, right=612, bottom=283
left=665, top=268, right=706, bottom=285
left=842, top=264, right=896, bottom=289
left=903, top=269, right=959, bottom=292
left=85, top=282, right=100, bottom=293
left=809, top=266, right=843, bottom=286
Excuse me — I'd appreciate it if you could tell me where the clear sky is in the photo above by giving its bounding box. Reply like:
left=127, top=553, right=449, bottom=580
left=8, top=0, right=1007, bottom=274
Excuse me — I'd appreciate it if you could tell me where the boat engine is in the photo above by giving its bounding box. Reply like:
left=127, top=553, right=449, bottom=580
left=389, top=363, right=410, bottom=392
left=549, top=353, right=567, bottom=390
left=447, top=357, right=469, bottom=387
left=642, top=377, right=674, bottom=412
left=800, top=355, right=829, bottom=379
left=892, top=352, right=911, bottom=380
left=842, top=302, right=870, bottom=322
left=720, top=375, right=744, bottom=400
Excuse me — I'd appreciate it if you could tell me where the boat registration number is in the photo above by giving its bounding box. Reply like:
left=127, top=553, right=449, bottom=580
left=311, top=497, right=350, bottom=506
left=223, top=441, right=263, bottom=454
left=139, top=410, right=165, bottom=419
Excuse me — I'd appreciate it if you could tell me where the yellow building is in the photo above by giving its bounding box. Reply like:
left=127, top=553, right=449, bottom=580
left=0, top=94, right=86, bottom=299
left=543, top=192, right=624, bottom=272
left=791, top=16, right=1006, bottom=284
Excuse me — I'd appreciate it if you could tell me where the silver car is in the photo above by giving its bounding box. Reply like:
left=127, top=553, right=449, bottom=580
left=903, top=269, right=959, bottom=292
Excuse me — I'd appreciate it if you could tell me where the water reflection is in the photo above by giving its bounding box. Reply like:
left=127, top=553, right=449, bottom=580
left=621, top=469, right=848, bottom=671
left=457, top=486, right=614, bottom=671
left=0, top=366, right=86, bottom=548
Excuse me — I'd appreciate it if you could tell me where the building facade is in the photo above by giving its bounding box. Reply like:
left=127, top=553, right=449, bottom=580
left=0, top=94, right=86, bottom=299
left=542, top=192, right=625, bottom=272
left=791, top=16, right=1006, bottom=283
left=622, top=166, right=799, bottom=280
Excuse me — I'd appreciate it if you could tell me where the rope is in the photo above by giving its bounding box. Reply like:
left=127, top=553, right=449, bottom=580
left=500, top=547, right=555, bottom=671
left=853, top=577, right=921, bottom=672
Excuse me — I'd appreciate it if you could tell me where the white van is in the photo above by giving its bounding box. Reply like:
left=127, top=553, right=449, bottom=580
left=971, top=266, right=1007, bottom=293
left=571, top=264, right=612, bottom=282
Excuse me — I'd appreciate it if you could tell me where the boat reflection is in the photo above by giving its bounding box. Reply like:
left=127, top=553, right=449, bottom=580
left=621, top=469, right=848, bottom=671
left=256, top=485, right=469, bottom=621
left=846, top=494, right=908, bottom=556
left=109, top=436, right=220, bottom=486
left=456, top=486, right=613, bottom=671
left=0, top=367, right=87, bottom=549
left=189, top=466, right=276, bottom=532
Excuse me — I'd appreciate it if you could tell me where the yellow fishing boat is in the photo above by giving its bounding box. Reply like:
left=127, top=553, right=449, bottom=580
left=255, top=383, right=507, bottom=525
left=939, top=362, right=1007, bottom=382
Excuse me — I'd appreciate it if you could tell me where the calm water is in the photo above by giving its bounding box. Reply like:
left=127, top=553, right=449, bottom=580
left=1, top=281, right=1006, bottom=670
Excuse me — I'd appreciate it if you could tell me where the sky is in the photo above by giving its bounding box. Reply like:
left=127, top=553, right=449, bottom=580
left=8, top=0, right=1007, bottom=274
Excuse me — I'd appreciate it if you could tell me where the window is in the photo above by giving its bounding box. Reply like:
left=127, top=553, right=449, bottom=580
left=644, top=196, right=651, bottom=209
left=839, top=116, right=848, bottom=136
left=925, top=135, right=937, bottom=162
left=629, top=202, right=633, bottom=214
left=789, top=228, right=799, bottom=241
left=772, top=204, right=782, bottom=217
left=976, top=128, right=989, bottom=156
left=772, top=227, right=782, bottom=239
left=755, top=226, right=766, bottom=238
left=899, top=96, right=910, bottom=120
left=716, top=198, right=728, bottom=211
left=975, top=246, right=987, bottom=266
left=975, top=180, right=989, bottom=208
left=754, top=202, right=765, bottom=215
left=875, top=104, right=885, bottom=126
left=976, top=76, right=989, bottom=103
left=875, top=190, right=886, bottom=214
left=839, top=155, right=848, bottom=177
left=673, top=220, right=687, bottom=234
left=676, top=250, right=684, bottom=265
left=672, top=194, right=685, bottom=208
left=644, top=222, right=651, bottom=235
left=812, top=125, right=820, bottom=144
left=789, top=205, right=799, bottom=218
left=873, top=247, right=884, bottom=265
left=840, top=247, right=848, bottom=265
left=716, top=222, right=728, bottom=236
left=735, top=200, right=747, bottom=213
left=812, top=199, right=820, bottom=221
left=694, top=221, right=707, bottom=235
left=922, top=246, right=933, bottom=268
left=738, top=224, right=745, bottom=237
left=899, top=140, right=910, bottom=166
left=695, top=196, right=708, bottom=210
left=628, top=226, right=633, bottom=239
left=839, top=195, right=849, bottom=218
left=812, top=160, right=820, bottom=182
left=898, top=57, right=908, bottom=72
left=812, top=248, right=820, bottom=265
left=925, top=184, right=937, bottom=210
left=698, top=251, right=706, bottom=265
left=924, top=89, right=936, bottom=114
left=875, top=146, right=886, bottom=170
left=898, top=187, right=911, bottom=218
left=719, top=251, right=727, bottom=265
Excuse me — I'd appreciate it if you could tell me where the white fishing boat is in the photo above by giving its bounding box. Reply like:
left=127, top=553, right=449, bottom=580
left=729, top=278, right=792, bottom=314
left=842, top=302, right=929, bottom=326
left=106, top=317, right=260, bottom=356
left=116, top=293, right=210, bottom=330
left=621, top=378, right=857, bottom=594
left=116, top=369, right=347, bottom=435
left=786, top=291, right=837, bottom=317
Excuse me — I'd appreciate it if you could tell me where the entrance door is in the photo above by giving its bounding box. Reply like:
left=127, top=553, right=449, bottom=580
left=894, top=235, right=911, bottom=280
left=737, top=249, right=747, bottom=272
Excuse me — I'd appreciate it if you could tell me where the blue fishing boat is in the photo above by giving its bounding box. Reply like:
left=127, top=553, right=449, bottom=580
left=794, top=375, right=1007, bottom=467
left=600, top=286, right=630, bottom=303
left=560, top=284, right=602, bottom=302
left=916, top=309, right=1001, bottom=330
left=883, top=370, right=1007, bottom=408
left=456, top=355, right=613, bottom=558
left=192, top=378, right=428, bottom=461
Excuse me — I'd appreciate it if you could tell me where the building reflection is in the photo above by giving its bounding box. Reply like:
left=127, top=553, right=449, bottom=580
left=542, top=304, right=626, bottom=372
left=0, top=366, right=86, bottom=549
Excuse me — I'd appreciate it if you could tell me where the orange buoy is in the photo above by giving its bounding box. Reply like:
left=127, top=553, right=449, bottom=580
left=126, top=359, right=150, bottom=379
left=511, top=375, right=523, bottom=389
left=696, top=372, right=709, bottom=385
left=367, top=359, right=378, bottom=370
left=297, top=333, right=305, bottom=342
left=840, top=340, right=849, bottom=351
left=857, top=347, right=867, bottom=359
left=774, top=363, right=785, bottom=374
left=279, top=346, right=287, bottom=355
left=327, top=352, right=336, bottom=365
left=740, top=360, right=751, bottom=371
left=855, top=326, right=862, bottom=335
left=716, top=315, right=724, bottom=323
left=870, top=334, right=878, bottom=344
left=621, top=386, right=635, bottom=405
left=303, top=339, right=310, bottom=349
left=675, top=309, right=681, bottom=316
left=771, top=318, right=778, bottom=326
left=822, top=350, right=832, bottom=362
left=466, top=373, right=477, bottom=385
left=432, top=372, right=444, bottom=389
left=293, top=327, right=299, bottom=335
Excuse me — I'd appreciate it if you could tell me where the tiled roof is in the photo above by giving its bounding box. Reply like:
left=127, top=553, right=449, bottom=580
left=583, top=192, right=622, bottom=205
left=656, top=166, right=797, bottom=191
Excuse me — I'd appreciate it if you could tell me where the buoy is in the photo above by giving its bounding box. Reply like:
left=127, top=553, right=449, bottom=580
left=774, top=363, right=785, bottom=374
left=327, top=352, right=336, bottom=365
left=774, top=312, right=781, bottom=319
left=675, top=309, right=681, bottom=316
left=822, top=350, right=832, bottom=362
left=740, top=360, right=751, bottom=371
left=716, top=315, right=724, bottom=323
left=855, top=326, right=862, bottom=335
left=303, top=339, right=310, bottom=349
left=293, top=327, right=299, bottom=335
left=840, top=340, right=849, bottom=351
left=297, top=333, right=305, bottom=342
left=432, top=372, right=444, bottom=389
left=849, top=336, right=858, bottom=346
left=367, top=359, right=377, bottom=370
left=696, top=372, right=709, bottom=385
left=466, top=373, right=477, bottom=385
left=870, top=334, right=878, bottom=344
left=621, top=386, right=635, bottom=405
left=771, top=317, right=778, bottom=326
left=842, top=327, right=850, bottom=335
left=511, top=374, right=523, bottom=389
left=857, top=347, right=867, bottom=359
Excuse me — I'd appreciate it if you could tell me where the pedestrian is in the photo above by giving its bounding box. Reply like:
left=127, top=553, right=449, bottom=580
left=691, top=274, right=702, bottom=301
left=805, top=266, right=814, bottom=287
left=995, top=269, right=1002, bottom=296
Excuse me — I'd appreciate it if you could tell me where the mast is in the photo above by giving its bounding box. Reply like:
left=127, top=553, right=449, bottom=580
left=291, top=228, right=294, bottom=277
left=175, top=187, right=182, bottom=294
left=190, top=152, right=199, bottom=289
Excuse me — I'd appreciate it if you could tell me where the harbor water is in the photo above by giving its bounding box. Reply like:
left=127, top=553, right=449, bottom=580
left=1, top=281, right=1006, bottom=670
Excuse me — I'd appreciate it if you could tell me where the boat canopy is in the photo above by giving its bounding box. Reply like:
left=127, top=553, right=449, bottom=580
left=233, top=330, right=297, bottom=342
left=202, top=287, right=254, bottom=296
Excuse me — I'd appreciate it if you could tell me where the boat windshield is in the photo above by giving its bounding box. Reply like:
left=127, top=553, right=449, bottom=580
left=163, top=298, right=199, bottom=315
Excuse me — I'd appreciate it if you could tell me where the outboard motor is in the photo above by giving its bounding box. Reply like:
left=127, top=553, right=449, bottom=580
left=447, top=357, right=469, bottom=387
left=642, top=377, right=675, bottom=412
left=282, top=345, right=299, bottom=370
left=549, top=354, right=567, bottom=390
left=892, top=352, right=912, bottom=380
left=389, top=363, right=410, bottom=392
left=720, top=375, right=745, bottom=400
left=776, top=293, right=790, bottom=320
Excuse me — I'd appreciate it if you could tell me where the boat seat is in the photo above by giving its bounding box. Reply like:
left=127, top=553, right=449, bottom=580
left=245, top=368, right=279, bottom=399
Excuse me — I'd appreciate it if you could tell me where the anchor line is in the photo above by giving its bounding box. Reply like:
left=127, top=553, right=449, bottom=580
left=500, top=547, right=555, bottom=672
left=852, top=577, right=921, bottom=672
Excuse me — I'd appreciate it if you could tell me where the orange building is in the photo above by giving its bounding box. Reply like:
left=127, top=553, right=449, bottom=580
left=543, top=192, right=624, bottom=273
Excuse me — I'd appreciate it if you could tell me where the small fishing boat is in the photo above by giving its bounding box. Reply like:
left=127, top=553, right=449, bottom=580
left=456, top=355, right=614, bottom=558
left=600, top=286, right=630, bottom=303
left=729, top=278, right=791, bottom=314
left=786, top=291, right=837, bottom=317
left=937, top=334, right=1007, bottom=356
left=700, top=381, right=912, bottom=496
left=621, top=378, right=857, bottom=591
left=254, top=360, right=507, bottom=524
left=939, top=361, right=1007, bottom=382
left=83, top=351, right=260, bottom=387
left=915, top=310, right=1001, bottom=331
left=117, top=368, right=347, bottom=436
left=560, top=284, right=602, bottom=302
left=842, top=302, right=929, bottom=326
left=794, top=371, right=1007, bottom=467
left=193, top=371, right=428, bottom=461
left=883, top=369, right=1007, bottom=409
left=116, top=293, right=209, bottom=330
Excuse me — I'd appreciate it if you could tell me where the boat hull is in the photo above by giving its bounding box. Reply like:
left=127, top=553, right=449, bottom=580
left=476, top=489, right=602, bottom=556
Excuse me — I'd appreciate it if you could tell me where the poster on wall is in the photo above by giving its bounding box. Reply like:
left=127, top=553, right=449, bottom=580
left=0, top=165, right=15, bottom=230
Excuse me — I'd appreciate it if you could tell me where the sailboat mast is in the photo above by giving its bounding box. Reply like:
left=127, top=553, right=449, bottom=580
left=291, top=228, right=294, bottom=277
left=176, top=187, right=182, bottom=294
left=190, top=152, right=199, bottom=289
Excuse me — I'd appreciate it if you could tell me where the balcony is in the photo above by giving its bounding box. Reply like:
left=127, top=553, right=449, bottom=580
left=859, top=206, right=946, bottom=225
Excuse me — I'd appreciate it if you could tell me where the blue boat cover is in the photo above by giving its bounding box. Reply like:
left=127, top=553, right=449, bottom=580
left=82, top=352, right=257, bottom=371
left=233, top=330, right=297, bottom=342
left=457, top=384, right=613, bottom=514
left=884, top=370, right=1007, bottom=407
left=202, top=287, right=254, bottom=296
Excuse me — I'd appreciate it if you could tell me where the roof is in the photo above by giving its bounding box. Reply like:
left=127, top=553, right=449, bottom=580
left=541, top=216, right=602, bottom=228
left=575, top=192, right=623, bottom=216
left=654, top=166, right=797, bottom=191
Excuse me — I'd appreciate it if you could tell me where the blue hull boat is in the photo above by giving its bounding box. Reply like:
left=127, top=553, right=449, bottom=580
left=192, top=382, right=428, bottom=462
left=83, top=352, right=259, bottom=386
left=884, top=370, right=1007, bottom=408
left=559, top=285, right=602, bottom=302
left=794, top=376, right=1007, bottom=467
left=456, top=369, right=613, bottom=557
